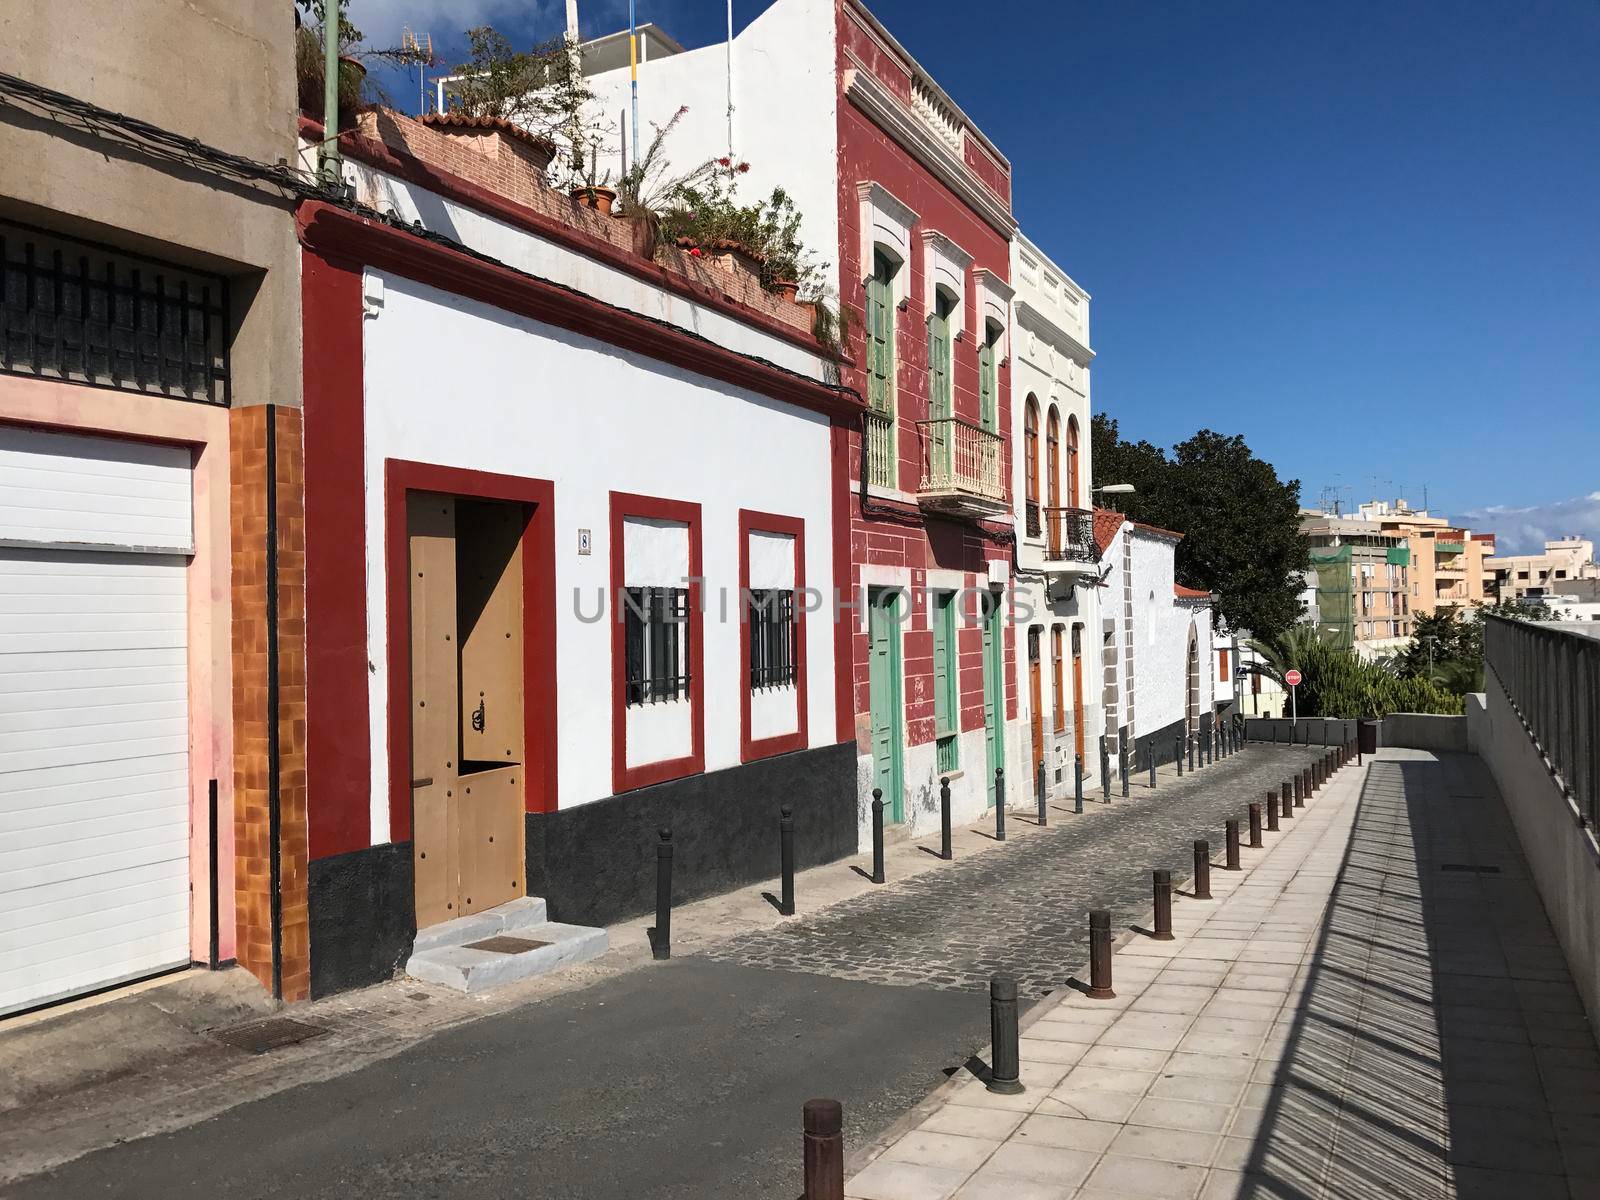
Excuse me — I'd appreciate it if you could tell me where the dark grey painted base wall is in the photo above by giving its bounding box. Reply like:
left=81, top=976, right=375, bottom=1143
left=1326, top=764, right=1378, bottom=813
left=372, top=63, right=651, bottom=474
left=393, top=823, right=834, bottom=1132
left=526, top=741, right=858, bottom=929
left=303, top=742, right=856, bottom=998
left=308, top=841, right=415, bottom=999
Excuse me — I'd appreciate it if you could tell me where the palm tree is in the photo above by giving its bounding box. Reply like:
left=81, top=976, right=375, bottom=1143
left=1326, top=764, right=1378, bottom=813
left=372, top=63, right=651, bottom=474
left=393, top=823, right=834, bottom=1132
left=1246, top=624, right=1329, bottom=686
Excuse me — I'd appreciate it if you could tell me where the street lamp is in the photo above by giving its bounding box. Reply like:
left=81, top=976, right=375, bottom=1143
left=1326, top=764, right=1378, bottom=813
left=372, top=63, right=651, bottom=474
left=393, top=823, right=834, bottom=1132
left=1093, top=482, right=1135, bottom=512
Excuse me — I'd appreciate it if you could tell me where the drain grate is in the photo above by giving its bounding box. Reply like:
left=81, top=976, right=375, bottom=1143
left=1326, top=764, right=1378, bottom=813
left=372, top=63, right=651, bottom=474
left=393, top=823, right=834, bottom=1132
left=1439, top=863, right=1502, bottom=874
left=465, top=935, right=550, bottom=954
left=211, top=1016, right=329, bottom=1054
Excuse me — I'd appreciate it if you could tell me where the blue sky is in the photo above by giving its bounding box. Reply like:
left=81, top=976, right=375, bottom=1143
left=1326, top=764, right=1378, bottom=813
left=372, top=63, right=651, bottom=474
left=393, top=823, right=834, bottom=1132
left=347, top=0, right=1600, bottom=554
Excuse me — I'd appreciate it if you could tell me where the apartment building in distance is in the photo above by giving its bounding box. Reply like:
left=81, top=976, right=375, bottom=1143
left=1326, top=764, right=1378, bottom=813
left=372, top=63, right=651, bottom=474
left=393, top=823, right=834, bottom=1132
left=1301, top=512, right=1413, bottom=655
left=1487, top=537, right=1600, bottom=603
left=1357, top=499, right=1496, bottom=616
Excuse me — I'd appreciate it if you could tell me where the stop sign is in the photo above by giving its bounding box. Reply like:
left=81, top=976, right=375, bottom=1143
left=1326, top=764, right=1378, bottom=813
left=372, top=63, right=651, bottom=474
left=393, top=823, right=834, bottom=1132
left=1285, top=669, right=1303, bottom=687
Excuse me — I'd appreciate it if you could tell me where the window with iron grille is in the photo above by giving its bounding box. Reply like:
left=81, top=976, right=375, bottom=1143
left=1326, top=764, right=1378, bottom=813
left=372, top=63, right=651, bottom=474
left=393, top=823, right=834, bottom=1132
left=747, top=587, right=797, bottom=689
left=1, top=221, right=230, bottom=405
left=624, top=586, right=691, bottom=704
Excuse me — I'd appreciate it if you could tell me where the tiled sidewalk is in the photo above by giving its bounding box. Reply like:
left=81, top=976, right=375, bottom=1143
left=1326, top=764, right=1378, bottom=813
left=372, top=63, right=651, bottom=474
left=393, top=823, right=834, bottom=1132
left=844, top=748, right=1600, bottom=1199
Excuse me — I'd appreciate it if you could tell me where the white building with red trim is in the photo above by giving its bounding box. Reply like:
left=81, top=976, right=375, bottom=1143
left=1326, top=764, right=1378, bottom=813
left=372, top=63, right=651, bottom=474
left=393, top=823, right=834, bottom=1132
left=291, top=110, right=861, bottom=997
left=584, top=0, right=1027, bottom=849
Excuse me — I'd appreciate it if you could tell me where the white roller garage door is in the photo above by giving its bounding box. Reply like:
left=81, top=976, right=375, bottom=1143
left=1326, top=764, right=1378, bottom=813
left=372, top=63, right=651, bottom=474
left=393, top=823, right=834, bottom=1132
left=0, top=424, right=193, bottom=1016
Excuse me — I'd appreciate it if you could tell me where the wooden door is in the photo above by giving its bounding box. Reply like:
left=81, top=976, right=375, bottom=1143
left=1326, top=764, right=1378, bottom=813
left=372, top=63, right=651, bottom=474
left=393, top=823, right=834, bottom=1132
left=408, top=495, right=527, bottom=930
left=868, top=589, right=905, bottom=823
left=981, top=591, right=1005, bottom=807
left=454, top=499, right=526, bottom=919
left=1028, top=627, right=1044, bottom=786
left=1071, top=624, right=1086, bottom=763
left=409, top=494, right=461, bottom=929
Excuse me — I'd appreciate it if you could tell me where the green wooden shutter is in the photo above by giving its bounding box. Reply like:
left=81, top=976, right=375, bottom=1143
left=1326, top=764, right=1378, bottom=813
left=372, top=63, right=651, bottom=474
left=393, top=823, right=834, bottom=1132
left=866, top=255, right=894, bottom=415
left=928, top=315, right=950, bottom=420
left=978, top=339, right=996, bottom=431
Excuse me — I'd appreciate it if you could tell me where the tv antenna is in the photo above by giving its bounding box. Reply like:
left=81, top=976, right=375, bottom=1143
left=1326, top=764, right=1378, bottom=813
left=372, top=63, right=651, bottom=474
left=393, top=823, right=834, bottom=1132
left=402, top=27, right=435, bottom=113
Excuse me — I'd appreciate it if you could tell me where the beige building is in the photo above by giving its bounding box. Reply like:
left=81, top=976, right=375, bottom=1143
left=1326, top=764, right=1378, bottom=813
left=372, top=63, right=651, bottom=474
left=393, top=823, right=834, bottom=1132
left=1301, top=512, right=1413, bottom=655
left=1356, top=500, right=1497, bottom=617
left=0, top=5, right=304, bottom=1009
left=1488, top=537, right=1600, bottom=603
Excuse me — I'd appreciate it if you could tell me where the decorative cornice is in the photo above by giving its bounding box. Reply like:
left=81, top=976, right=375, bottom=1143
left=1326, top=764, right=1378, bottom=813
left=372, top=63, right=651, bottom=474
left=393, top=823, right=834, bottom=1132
left=296, top=202, right=864, bottom=424
left=841, top=0, right=1011, bottom=172
left=1014, top=298, right=1095, bottom=367
left=844, top=62, right=1016, bottom=240
left=856, top=180, right=920, bottom=232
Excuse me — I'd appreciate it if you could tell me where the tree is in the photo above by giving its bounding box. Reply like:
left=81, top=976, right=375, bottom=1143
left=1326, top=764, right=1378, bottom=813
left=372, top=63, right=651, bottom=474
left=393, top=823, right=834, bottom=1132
left=1091, top=416, right=1310, bottom=641
left=449, top=27, right=597, bottom=152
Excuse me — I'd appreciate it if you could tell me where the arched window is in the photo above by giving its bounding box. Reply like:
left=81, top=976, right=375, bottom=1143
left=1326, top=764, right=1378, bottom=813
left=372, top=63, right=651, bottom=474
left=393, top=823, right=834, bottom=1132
left=1024, top=397, right=1040, bottom=537
left=1066, top=415, right=1081, bottom=509
left=1046, top=407, right=1061, bottom=510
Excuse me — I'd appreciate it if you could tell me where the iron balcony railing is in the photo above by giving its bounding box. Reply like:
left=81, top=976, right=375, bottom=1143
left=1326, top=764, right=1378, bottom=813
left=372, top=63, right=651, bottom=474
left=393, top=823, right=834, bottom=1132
left=1042, top=506, right=1098, bottom=564
left=1484, top=614, right=1600, bottom=828
left=917, top=415, right=1005, bottom=502
left=865, top=409, right=896, bottom=490
left=1025, top=500, right=1041, bottom=539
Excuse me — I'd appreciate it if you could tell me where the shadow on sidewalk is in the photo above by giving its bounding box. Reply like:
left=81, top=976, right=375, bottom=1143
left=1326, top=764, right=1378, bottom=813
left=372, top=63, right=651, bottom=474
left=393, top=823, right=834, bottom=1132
left=1239, top=752, right=1595, bottom=1199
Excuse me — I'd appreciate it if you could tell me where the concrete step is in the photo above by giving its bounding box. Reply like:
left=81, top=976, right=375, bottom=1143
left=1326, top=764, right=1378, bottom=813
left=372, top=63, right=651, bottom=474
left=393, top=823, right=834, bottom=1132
left=405, top=920, right=608, bottom=994
left=409, top=896, right=548, bottom=956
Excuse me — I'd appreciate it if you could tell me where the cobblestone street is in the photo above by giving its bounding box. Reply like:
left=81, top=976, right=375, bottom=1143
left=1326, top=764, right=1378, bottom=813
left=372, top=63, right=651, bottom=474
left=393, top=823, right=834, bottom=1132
left=705, top=743, right=1333, bottom=998
left=6, top=741, right=1343, bottom=1199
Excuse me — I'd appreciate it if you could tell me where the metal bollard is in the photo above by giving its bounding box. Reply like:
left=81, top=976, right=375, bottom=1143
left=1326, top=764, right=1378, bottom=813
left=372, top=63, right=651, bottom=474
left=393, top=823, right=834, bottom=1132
left=987, top=974, right=1025, bottom=1095
left=1272, top=723, right=1279, bottom=745
left=1102, top=742, right=1111, bottom=802
left=870, top=789, right=886, bottom=885
left=940, top=776, right=953, bottom=860
left=1188, top=736, right=1196, bottom=773
left=1266, top=790, right=1280, bottom=832
left=802, top=1099, right=845, bottom=1200
left=1087, top=909, right=1116, bottom=998
left=1289, top=776, right=1300, bottom=809
left=780, top=806, right=796, bottom=916
left=652, top=828, right=673, bottom=960
left=1303, top=766, right=1313, bottom=800
left=1248, top=802, right=1264, bottom=847
left=995, top=767, right=1006, bottom=841
left=1281, top=783, right=1294, bottom=820
left=1074, top=755, right=1085, bottom=815
left=1225, top=819, right=1241, bottom=869
left=1193, top=840, right=1212, bottom=899
left=1176, top=734, right=1184, bottom=777
left=1121, top=743, right=1130, bottom=799
left=1037, top=759, right=1048, bottom=827
left=1152, top=870, right=1174, bottom=940
left=1149, top=744, right=1157, bottom=790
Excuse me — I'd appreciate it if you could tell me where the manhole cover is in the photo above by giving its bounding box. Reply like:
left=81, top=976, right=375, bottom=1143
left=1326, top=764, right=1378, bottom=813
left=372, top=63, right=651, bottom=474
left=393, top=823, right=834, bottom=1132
left=1440, top=863, right=1501, bottom=874
left=212, top=1017, right=328, bottom=1054
left=465, top=935, right=550, bottom=954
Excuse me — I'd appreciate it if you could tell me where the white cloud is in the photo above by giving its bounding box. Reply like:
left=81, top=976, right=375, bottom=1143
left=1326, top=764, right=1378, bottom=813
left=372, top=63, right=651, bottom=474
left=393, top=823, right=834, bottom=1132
left=1460, top=491, right=1600, bottom=556
left=344, top=0, right=554, bottom=51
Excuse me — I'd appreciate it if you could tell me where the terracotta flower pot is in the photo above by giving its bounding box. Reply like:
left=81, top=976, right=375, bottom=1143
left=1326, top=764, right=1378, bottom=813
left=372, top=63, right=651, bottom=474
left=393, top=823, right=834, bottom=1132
left=771, top=280, right=800, bottom=302
left=571, top=185, right=617, bottom=215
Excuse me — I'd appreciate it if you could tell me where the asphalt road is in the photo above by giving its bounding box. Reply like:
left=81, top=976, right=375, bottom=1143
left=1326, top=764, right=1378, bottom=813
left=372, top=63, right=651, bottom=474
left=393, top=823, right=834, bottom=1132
left=9, top=744, right=1328, bottom=1199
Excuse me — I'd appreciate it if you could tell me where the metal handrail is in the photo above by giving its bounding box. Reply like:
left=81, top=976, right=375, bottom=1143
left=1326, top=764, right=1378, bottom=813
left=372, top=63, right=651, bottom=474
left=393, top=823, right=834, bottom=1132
left=1484, top=614, right=1600, bottom=828
left=916, top=416, right=1005, bottom=501
left=1041, top=506, right=1098, bottom=564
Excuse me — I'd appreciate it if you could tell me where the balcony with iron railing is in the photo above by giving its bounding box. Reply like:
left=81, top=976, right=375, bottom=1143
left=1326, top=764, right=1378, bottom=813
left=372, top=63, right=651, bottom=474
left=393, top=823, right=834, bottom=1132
left=916, top=416, right=1008, bottom=519
left=1041, top=506, right=1099, bottom=577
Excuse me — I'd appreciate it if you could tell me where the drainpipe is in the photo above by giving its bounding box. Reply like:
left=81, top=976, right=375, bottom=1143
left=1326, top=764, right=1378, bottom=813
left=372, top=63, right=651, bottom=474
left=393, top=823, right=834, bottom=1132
left=319, top=0, right=343, bottom=187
